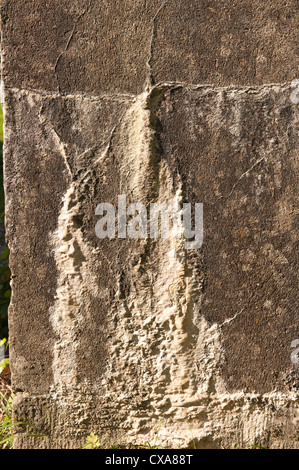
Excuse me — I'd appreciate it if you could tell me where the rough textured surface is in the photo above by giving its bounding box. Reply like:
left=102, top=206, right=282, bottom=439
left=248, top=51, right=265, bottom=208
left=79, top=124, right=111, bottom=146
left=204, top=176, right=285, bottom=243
left=1, top=0, right=299, bottom=94
left=1, top=0, right=298, bottom=449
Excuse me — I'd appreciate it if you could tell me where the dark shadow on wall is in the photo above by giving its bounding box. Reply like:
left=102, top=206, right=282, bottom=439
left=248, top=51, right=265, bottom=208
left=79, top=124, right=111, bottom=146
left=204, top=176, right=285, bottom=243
left=0, top=104, right=10, bottom=339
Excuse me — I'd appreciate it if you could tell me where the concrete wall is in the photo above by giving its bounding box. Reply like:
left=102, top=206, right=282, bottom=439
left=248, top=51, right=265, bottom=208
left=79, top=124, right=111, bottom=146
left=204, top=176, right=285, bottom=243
left=1, top=0, right=298, bottom=448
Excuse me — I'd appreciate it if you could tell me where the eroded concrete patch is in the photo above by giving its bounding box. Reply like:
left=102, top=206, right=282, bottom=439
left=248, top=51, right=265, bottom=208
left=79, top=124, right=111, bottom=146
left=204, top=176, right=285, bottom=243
left=5, top=84, right=298, bottom=448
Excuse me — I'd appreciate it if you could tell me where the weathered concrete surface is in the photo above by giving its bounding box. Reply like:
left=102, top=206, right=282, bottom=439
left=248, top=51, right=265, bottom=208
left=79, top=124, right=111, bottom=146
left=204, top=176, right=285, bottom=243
left=1, top=0, right=299, bottom=448
left=1, top=0, right=299, bottom=93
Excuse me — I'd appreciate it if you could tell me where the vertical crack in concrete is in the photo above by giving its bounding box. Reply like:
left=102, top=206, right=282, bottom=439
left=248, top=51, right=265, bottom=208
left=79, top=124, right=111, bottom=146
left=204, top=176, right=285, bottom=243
left=145, top=1, right=169, bottom=90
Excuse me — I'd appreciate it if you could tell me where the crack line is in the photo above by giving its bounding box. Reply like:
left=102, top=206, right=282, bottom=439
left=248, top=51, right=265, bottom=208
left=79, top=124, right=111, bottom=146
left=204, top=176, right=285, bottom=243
left=53, top=0, right=93, bottom=93
left=6, top=83, right=290, bottom=102
left=219, top=309, right=244, bottom=328
left=223, top=155, right=267, bottom=200
left=146, top=0, right=170, bottom=90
